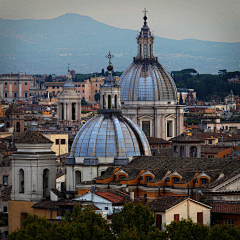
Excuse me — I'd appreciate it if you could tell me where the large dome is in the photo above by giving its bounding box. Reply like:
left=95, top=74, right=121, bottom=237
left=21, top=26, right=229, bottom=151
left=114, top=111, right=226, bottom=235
left=118, top=11, right=178, bottom=103
left=119, top=59, right=178, bottom=102
left=70, top=112, right=151, bottom=158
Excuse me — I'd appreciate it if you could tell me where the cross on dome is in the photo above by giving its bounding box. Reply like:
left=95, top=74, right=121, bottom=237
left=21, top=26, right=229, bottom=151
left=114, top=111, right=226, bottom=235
left=105, top=50, right=114, bottom=66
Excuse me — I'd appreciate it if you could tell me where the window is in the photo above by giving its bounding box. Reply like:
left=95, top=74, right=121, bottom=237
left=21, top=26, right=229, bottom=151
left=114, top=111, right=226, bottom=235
left=89, top=96, right=90, bottom=100
left=167, top=121, right=173, bottom=137
left=227, top=219, right=234, bottom=227
left=3, top=176, right=8, bottom=185
left=19, top=169, right=24, bottom=193
left=25, top=82, right=28, bottom=86
left=142, top=121, right=150, bottom=137
left=173, top=177, right=180, bottom=183
left=208, top=155, right=214, bottom=158
left=4, top=82, right=7, bottom=86
left=57, top=86, right=59, bottom=89
left=3, top=206, right=7, bottom=213
left=55, top=139, right=59, bottom=145
left=101, top=171, right=106, bottom=176
left=120, top=176, right=126, bottom=180
left=14, top=82, right=17, bottom=86
left=201, top=178, right=208, bottom=185
left=61, top=139, right=66, bottom=144
left=208, top=140, right=212, bottom=144
left=174, top=214, right=180, bottom=222
left=52, top=86, right=55, bottom=89
left=95, top=90, right=97, bottom=93
left=82, top=85, right=84, bottom=87
left=52, top=91, right=55, bottom=94
left=156, top=215, right=162, bottom=230
left=4, top=92, right=7, bottom=98
left=140, top=44, right=142, bottom=58
left=96, top=84, right=97, bottom=87
left=14, top=92, right=17, bottom=98
left=83, top=90, right=84, bottom=93
left=24, top=92, right=28, bottom=98
left=149, top=44, right=151, bottom=58
left=144, top=44, right=147, bottom=58
left=75, top=171, right=81, bottom=184
left=146, top=176, right=153, bottom=183
left=197, top=212, right=203, bottom=224
left=105, top=207, right=108, bottom=210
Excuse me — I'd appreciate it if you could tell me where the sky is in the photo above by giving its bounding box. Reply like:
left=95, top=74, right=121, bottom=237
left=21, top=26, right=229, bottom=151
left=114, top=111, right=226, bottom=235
left=0, top=0, right=240, bottom=43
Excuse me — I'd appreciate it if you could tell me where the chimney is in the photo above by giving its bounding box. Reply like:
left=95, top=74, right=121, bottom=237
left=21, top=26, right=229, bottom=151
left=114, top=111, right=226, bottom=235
left=130, top=189, right=134, bottom=201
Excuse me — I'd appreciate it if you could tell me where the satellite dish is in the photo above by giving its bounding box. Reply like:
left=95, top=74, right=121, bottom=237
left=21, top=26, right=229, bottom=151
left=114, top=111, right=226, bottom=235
left=198, top=190, right=203, bottom=196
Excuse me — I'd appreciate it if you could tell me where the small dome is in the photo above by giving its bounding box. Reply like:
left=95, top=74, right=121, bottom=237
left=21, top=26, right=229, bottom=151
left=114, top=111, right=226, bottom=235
left=119, top=59, right=178, bottom=102
left=71, top=113, right=151, bottom=157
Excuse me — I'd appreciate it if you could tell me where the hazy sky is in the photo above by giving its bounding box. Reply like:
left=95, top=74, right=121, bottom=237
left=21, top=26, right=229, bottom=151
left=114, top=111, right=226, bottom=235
left=0, top=0, right=240, bottom=42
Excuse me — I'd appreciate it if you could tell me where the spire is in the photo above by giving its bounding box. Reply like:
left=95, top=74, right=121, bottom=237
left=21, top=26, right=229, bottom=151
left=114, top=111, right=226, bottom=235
left=100, top=51, right=121, bottom=111
left=63, top=63, right=75, bottom=89
left=136, top=9, right=154, bottom=60
left=102, top=51, right=117, bottom=87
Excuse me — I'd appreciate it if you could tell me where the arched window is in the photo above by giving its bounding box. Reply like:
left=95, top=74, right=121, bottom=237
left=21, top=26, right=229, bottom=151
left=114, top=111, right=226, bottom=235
left=16, top=122, right=20, bottom=132
left=75, top=171, right=81, bottom=184
left=102, top=95, right=105, bottom=108
left=43, top=169, right=50, bottom=197
left=19, top=169, right=24, bottom=193
left=180, top=146, right=184, bottom=157
left=115, top=95, right=117, bottom=109
left=174, top=146, right=178, bottom=153
left=100, top=171, right=106, bottom=176
left=108, top=95, right=111, bottom=109
left=190, top=146, right=197, bottom=157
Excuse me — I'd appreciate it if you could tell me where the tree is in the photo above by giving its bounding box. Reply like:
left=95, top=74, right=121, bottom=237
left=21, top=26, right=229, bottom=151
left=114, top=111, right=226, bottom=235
left=210, top=224, right=240, bottom=240
left=8, top=206, right=113, bottom=240
left=111, top=202, right=159, bottom=239
left=164, top=219, right=210, bottom=240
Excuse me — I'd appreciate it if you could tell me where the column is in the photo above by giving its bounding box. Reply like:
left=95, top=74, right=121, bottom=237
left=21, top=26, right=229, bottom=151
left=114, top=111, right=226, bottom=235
left=64, top=103, right=67, bottom=121
left=9, top=83, right=12, bottom=98
left=69, top=102, right=72, bottom=121
left=0, top=83, right=2, bottom=98
left=78, top=103, right=81, bottom=121
left=19, top=82, right=22, bottom=98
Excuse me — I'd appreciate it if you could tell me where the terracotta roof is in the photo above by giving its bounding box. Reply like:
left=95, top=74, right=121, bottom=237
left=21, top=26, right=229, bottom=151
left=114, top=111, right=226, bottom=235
left=202, top=145, right=232, bottom=154
left=16, top=130, right=53, bottom=144
left=99, top=156, right=240, bottom=189
left=5, top=103, right=24, bottom=115
left=1, top=186, right=12, bottom=201
left=209, top=201, right=240, bottom=214
left=148, top=195, right=188, bottom=212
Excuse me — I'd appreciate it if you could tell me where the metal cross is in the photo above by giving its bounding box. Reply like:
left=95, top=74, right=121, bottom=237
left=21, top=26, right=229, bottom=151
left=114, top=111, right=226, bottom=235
left=105, top=50, right=114, bottom=65
left=142, top=8, right=148, bottom=17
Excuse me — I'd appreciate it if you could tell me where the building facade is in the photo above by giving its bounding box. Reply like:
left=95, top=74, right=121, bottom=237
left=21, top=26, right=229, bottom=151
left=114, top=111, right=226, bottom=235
left=0, top=73, right=35, bottom=102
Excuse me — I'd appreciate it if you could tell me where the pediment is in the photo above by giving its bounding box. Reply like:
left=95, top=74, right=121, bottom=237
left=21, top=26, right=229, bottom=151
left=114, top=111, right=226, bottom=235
left=165, top=114, right=176, bottom=120
left=138, top=115, right=154, bottom=120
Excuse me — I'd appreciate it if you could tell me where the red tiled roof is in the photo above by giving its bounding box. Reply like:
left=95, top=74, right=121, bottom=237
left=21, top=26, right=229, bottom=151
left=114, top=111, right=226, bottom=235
left=210, top=201, right=240, bottom=214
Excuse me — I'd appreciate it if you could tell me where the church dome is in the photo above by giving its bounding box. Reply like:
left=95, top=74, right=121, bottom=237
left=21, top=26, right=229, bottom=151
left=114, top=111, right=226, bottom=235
left=71, top=111, right=150, bottom=158
left=118, top=10, right=178, bottom=103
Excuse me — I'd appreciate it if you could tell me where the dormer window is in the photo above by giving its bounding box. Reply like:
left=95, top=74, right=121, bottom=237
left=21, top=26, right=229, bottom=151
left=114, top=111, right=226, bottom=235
left=146, top=176, right=153, bottom=183
left=120, top=176, right=126, bottom=180
left=173, top=177, right=180, bottom=183
left=201, top=178, right=208, bottom=185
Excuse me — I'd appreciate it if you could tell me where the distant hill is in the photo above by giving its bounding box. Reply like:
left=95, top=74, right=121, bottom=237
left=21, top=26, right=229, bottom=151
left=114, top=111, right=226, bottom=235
left=0, top=13, right=239, bottom=75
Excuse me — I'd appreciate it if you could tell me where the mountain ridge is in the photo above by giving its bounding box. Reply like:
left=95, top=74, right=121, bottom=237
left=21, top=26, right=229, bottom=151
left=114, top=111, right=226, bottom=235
left=0, top=13, right=239, bottom=75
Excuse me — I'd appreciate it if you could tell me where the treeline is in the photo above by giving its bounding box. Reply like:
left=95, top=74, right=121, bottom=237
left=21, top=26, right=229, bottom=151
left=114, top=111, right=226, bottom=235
left=8, top=203, right=240, bottom=240
left=172, top=69, right=240, bottom=101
